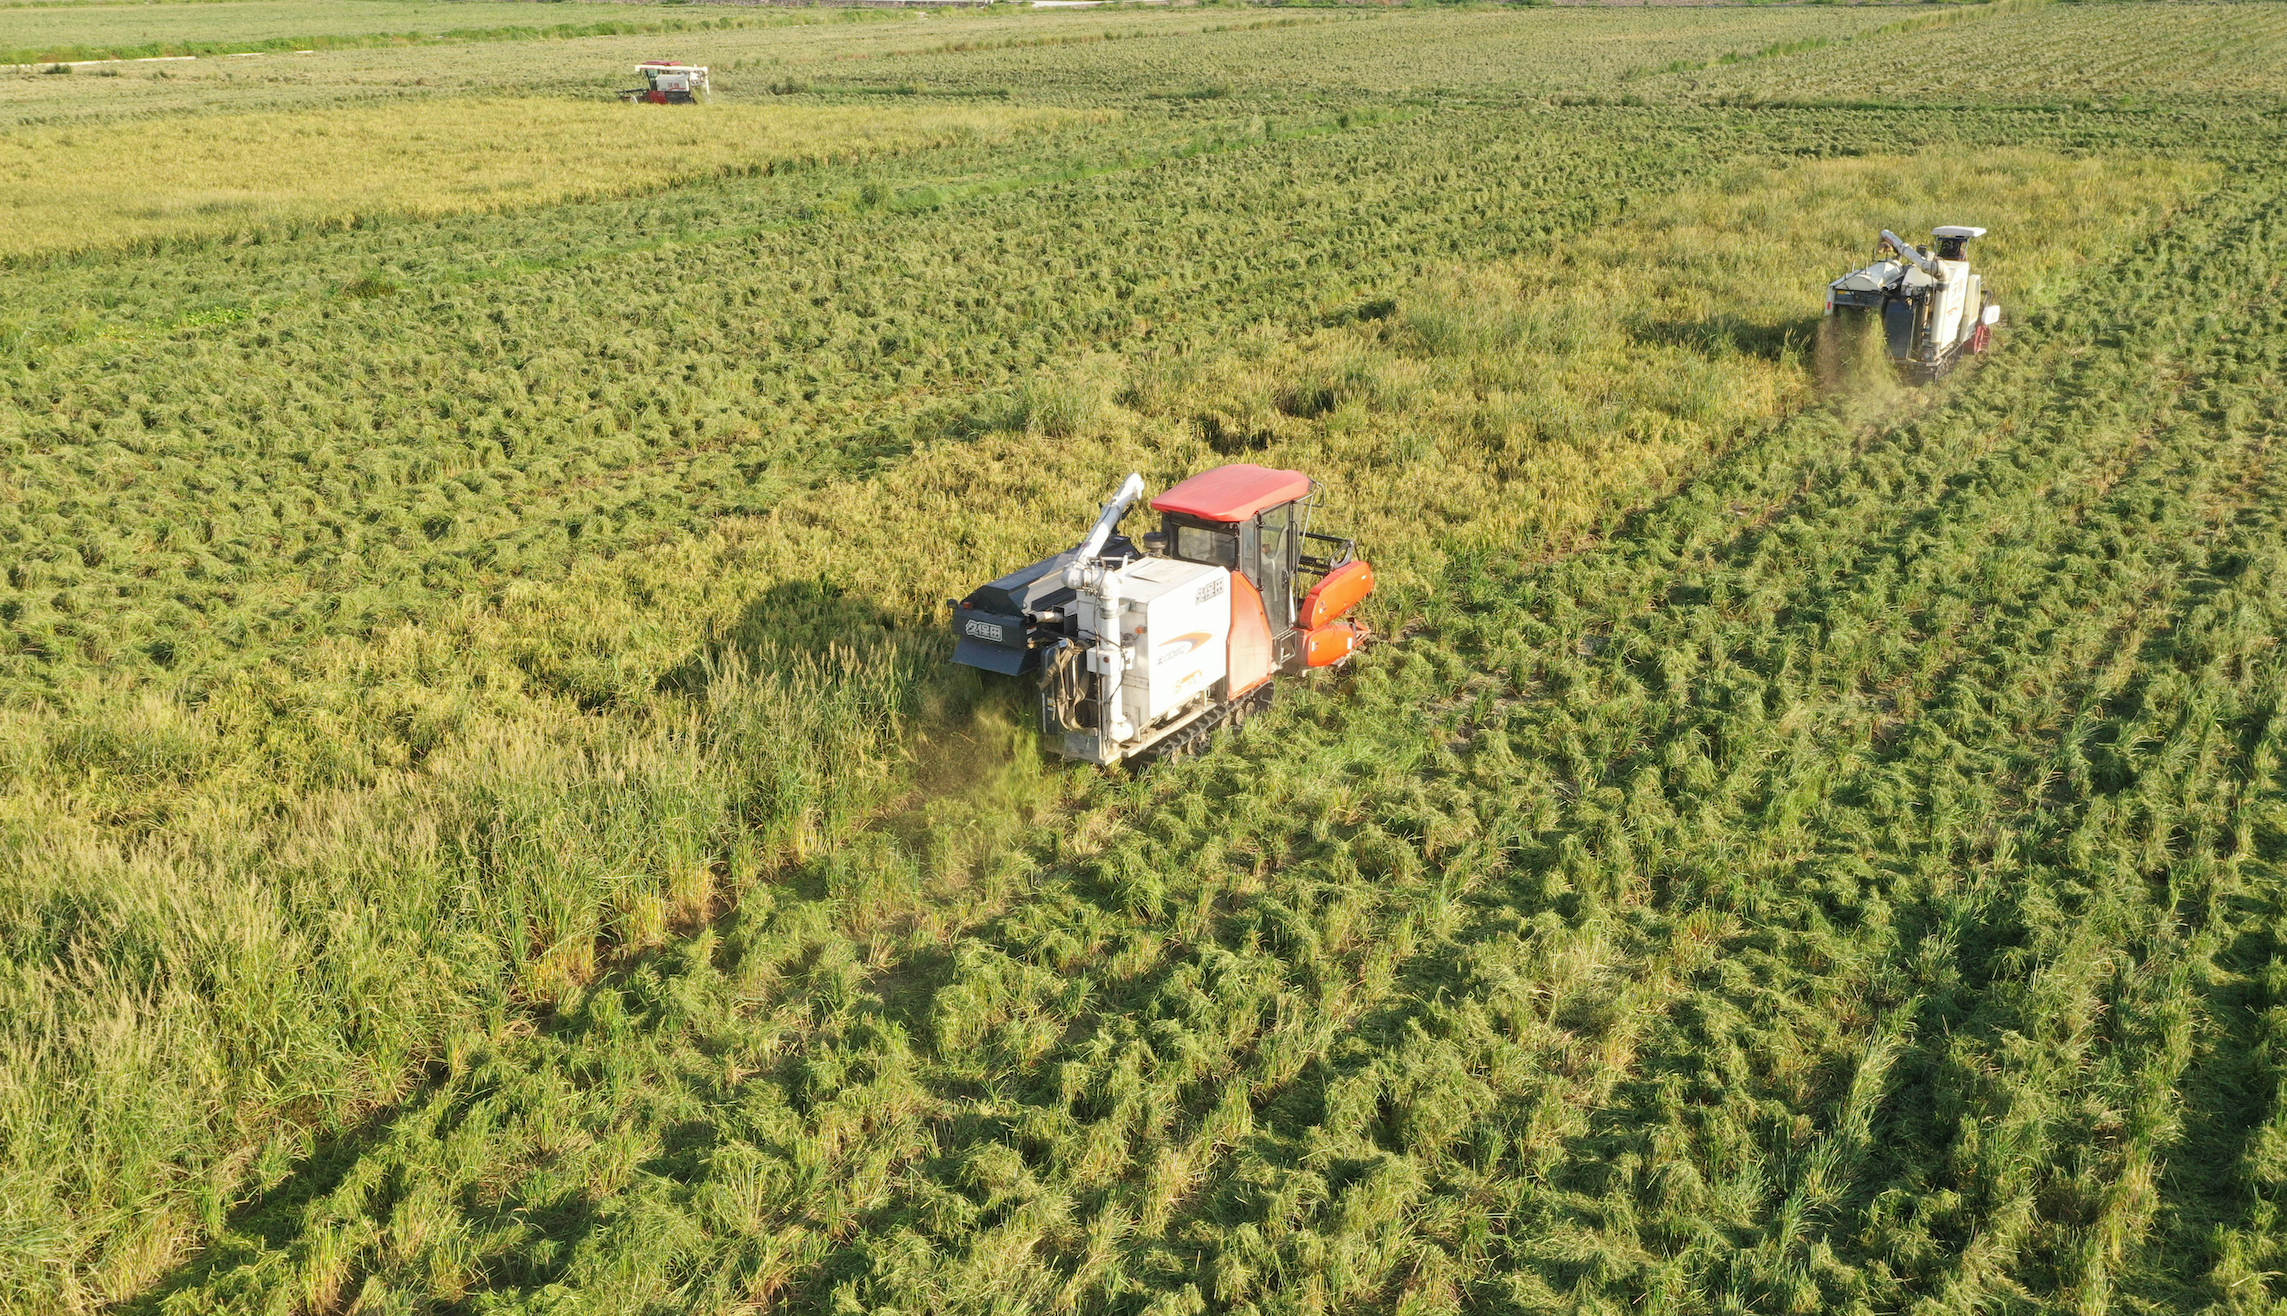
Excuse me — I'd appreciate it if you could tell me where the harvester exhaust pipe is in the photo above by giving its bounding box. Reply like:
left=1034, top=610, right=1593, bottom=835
left=1069, top=472, right=1146, bottom=574
left=1881, top=230, right=1943, bottom=278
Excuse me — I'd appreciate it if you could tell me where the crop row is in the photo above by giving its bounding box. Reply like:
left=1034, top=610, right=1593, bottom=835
left=700, top=168, right=2287, bottom=1316
left=0, top=5, right=1913, bottom=131
left=0, top=105, right=2201, bottom=777
left=1651, top=1, right=2287, bottom=105
left=804, top=4, right=1916, bottom=107
left=4, top=7, right=2275, bottom=1305
left=0, top=100, right=1086, bottom=260
left=0, top=2, right=791, bottom=70
left=2, top=100, right=1805, bottom=1312
left=0, top=8, right=1323, bottom=132
left=0, top=118, right=2216, bottom=1308
left=117, top=159, right=2287, bottom=1315
left=0, top=104, right=1776, bottom=703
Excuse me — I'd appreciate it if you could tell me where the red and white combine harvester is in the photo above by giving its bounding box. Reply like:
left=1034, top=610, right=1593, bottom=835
left=620, top=62, right=710, bottom=104
left=951, top=464, right=1375, bottom=766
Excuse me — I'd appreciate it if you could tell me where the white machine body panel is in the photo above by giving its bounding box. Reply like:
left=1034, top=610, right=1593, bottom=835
left=1932, top=258, right=1971, bottom=348
left=1834, top=258, right=1905, bottom=294
left=1106, top=557, right=1229, bottom=731
left=1832, top=260, right=1938, bottom=297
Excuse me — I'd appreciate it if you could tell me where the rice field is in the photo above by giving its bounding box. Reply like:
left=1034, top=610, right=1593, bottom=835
left=0, top=0, right=794, bottom=67
left=0, top=99, right=1088, bottom=256
left=3, top=1, right=2284, bottom=1311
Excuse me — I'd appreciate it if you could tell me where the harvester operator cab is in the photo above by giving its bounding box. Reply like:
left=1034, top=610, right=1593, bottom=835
left=1932, top=225, right=1984, bottom=262
left=1149, top=463, right=1370, bottom=688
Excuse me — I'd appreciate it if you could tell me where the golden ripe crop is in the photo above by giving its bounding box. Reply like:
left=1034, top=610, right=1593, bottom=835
left=0, top=99, right=1087, bottom=258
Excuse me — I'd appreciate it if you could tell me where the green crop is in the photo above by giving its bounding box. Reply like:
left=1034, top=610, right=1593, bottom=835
left=0, top=0, right=858, bottom=68
left=1643, top=0, right=2287, bottom=106
left=0, top=3, right=2280, bottom=1312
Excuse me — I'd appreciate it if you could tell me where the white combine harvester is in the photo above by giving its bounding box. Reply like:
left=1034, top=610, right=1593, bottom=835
left=620, top=61, right=710, bottom=104
left=1823, top=226, right=2002, bottom=382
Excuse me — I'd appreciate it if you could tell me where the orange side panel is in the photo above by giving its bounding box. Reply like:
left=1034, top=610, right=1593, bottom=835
left=1299, top=559, right=1376, bottom=631
left=1303, top=621, right=1359, bottom=668
left=1227, top=570, right=1276, bottom=696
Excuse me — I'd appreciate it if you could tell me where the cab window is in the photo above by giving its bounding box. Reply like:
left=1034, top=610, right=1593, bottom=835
left=1257, top=504, right=1295, bottom=626
left=1173, top=524, right=1237, bottom=568
left=1259, top=505, right=1293, bottom=574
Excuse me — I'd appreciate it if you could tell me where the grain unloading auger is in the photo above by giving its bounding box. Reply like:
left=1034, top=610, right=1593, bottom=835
left=950, top=464, right=1375, bottom=766
left=1823, top=226, right=2002, bottom=382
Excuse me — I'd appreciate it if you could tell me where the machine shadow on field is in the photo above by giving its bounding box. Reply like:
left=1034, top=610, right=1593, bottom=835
left=651, top=574, right=1030, bottom=817
left=2138, top=909, right=2286, bottom=1305
left=1629, top=312, right=1814, bottom=364
left=654, top=575, right=908, bottom=699
left=118, top=1066, right=493, bottom=1314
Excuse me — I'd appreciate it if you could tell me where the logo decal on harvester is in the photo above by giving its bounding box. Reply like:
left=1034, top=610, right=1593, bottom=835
left=1155, top=631, right=1215, bottom=665
left=963, top=618, right=1007, bottom=643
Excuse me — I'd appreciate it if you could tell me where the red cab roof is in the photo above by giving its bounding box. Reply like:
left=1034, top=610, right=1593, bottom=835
left=1150, top=464, right=1311, bottom=523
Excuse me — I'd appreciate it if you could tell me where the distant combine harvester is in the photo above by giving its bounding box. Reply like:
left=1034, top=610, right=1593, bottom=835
left=619, top=61, right=709, bottom=104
